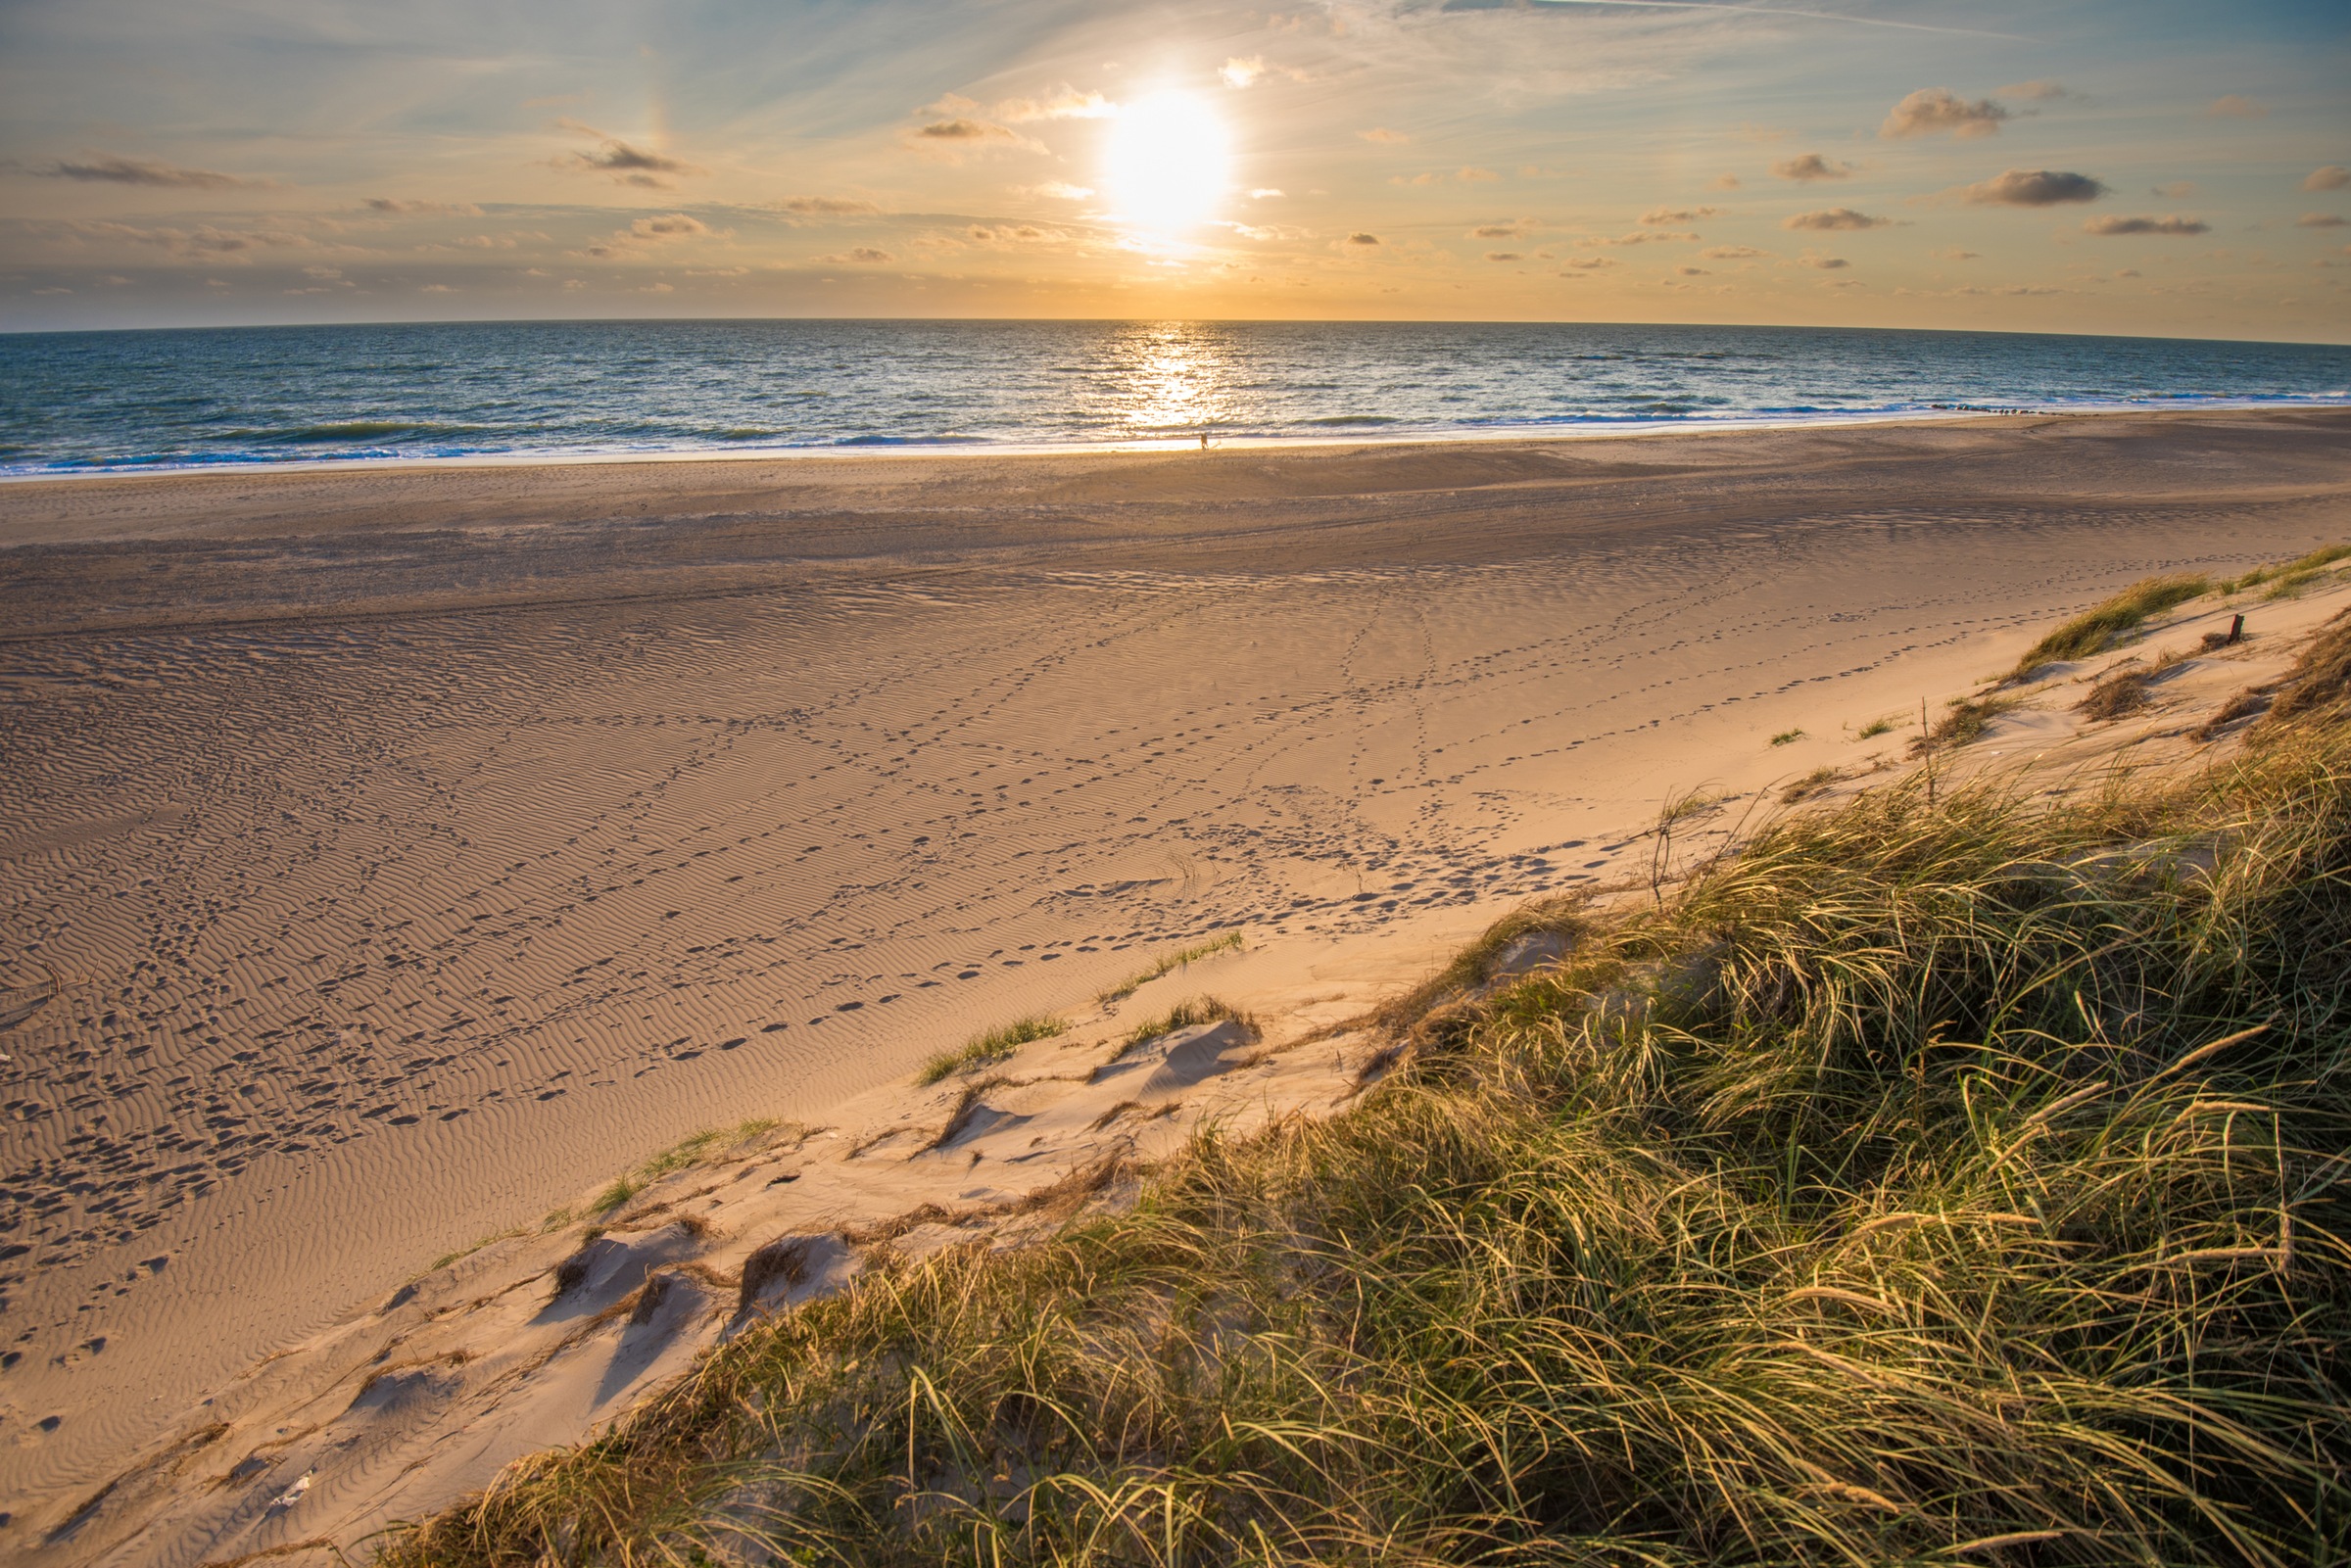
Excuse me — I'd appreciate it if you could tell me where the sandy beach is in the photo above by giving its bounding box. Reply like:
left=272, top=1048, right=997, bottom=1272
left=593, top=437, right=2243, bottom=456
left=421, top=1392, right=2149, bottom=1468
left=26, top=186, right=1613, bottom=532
left=2, top=406, right=2348, bottom=1554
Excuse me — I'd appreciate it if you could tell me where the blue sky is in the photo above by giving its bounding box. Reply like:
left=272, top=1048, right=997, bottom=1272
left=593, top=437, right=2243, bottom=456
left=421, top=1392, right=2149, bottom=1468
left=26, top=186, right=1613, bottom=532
left=1, top=0, right=2345, bottom=337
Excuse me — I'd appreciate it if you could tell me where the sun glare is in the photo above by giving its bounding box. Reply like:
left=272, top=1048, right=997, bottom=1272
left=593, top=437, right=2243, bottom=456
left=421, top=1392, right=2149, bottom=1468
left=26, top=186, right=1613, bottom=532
left=1103, top=91, right=1231, bottom=237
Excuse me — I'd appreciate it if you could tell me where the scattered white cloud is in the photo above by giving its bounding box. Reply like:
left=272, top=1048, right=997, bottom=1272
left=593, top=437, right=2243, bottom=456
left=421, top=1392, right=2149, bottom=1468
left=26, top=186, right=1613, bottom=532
left=1772, top=154, right=1852, bottom=182
left=1784, top=208, right=1890, bottom=231
left=2205, top=94, right=2267, bottom=119
left=1952, top=168, right=2107, bottom=206
left=1800, top=252, right=1849, bottom=268
left=1702, top=245, right=1768, bottom=259
left=1674, top=264, right=1707, bottom=276
left=1249, top=188, right=1283, bottom=200
left=1471, top=218, right=1537, bottom=238
left=2083, top=214, right=2209, bottom=235
left=1881, top=87, right=2010, bottom=139
left=1344, top=231, right=1381, bottom=246
left=1484, top=251, right=1520, bottom=261
left=815, top=246, right=894, bottom=263
left=1710, top=173, right=1742, bottom=190
left=1580, top=230, right=1698, bottom=246
left=2150, top=181, right=2195, bottom=199
left=906, top=119, right=1044, bottom=157
left=2306, top=166, right=2351, bottom=192
left=1641, top=206, right=1718, bottom=224
left=2298, top=212, right=2347, bottom=228
left=1359, top=127, right=1410, bottom=144
left=1560, top=256, right=1613, bottom=270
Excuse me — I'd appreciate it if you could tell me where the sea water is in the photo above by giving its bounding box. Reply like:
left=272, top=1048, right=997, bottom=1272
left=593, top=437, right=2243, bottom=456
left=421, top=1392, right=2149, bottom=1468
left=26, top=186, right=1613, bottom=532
left=1, top=317, right=2345, bottom=475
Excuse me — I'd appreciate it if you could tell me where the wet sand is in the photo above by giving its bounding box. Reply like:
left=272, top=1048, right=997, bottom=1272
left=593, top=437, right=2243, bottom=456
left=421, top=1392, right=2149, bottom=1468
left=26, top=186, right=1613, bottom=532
left=1, top=407, right=2346, bottom=1544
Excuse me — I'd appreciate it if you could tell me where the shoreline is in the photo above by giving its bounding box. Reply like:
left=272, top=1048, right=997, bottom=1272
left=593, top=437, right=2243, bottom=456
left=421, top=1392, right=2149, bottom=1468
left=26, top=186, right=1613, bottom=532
left=5, top=394, right=2348, bottom=488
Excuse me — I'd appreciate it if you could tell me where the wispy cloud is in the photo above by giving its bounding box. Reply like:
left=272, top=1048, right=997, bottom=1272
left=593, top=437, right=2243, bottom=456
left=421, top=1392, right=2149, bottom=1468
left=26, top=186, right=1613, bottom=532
left=580, top=212, right=723, bottom=258
left=1642, top=206, right=1718, bottom=224
left=22, top=153, right=275, bottom=189
left=364, top=198, right=482, bottom=215
left=1881, top=87, right=2009, bottom=139
left=905, top=119, right=1044, bottom=157
left=554, top=121, right=703, bottom=187
left=2205, top=94, right=2266, bottom=119
left=2299, top=213, right=2347, bottom=229
left=994, top=87, right=1113, bottom=122
left=2306, top=166, right=2350, bottom=193
left=1359, top=127, right=1411, bottom=144
left=773, top=196, right=882, bottom=217
left=2083, top=214, right=2209, bottom=236
left=814, top=246, right=894, bottom=263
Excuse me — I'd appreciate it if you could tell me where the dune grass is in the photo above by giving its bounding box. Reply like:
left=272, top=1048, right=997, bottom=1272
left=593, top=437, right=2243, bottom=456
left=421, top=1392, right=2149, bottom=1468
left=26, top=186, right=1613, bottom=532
left=586, top=1118, right=782, bottom=1215
left=1769, top=728, right=1804, bottom=746
left=1097, top=930, right=1245, bottom=1006
left=2222, top=544, right=2351, bottom=599
left=387, top=719, right=2351, bottom=1568
left=1118, top=994, right=1247, bottom=1050
left=2009, top=573, right=2212, bottom=680
left=918, top=1016, right=1068, bottom=1085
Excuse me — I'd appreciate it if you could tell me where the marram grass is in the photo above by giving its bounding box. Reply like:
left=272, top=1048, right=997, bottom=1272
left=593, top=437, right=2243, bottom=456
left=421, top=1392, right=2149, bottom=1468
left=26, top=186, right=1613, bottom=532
left=387, top=720, right=2351, bottom=1568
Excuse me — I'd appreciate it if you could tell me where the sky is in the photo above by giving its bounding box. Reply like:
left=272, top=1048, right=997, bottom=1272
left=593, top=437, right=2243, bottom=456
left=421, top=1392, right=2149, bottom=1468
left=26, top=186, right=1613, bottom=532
left=0, top=0, right=2345, bottom=339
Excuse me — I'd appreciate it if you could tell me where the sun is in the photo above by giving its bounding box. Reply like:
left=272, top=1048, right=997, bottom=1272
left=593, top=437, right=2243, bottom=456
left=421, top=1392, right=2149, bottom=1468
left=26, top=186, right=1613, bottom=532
left=1102, top=91, right=1232, bottom=236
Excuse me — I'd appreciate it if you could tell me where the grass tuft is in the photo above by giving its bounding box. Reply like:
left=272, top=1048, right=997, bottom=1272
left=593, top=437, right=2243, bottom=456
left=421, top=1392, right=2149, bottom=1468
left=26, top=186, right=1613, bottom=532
left=1769, top=728, right=1804, bottom=746
left=1097, top=930, right=1245, bottom=1006
left=385, top=721, right=2351, bottom=1568
left=2010, top=573, right=2211, bottom=680
left=1854, top=716, right=1896, bottom=739
left=586, top=1118, right=783, bottom=1215
left=2221, top=543, right=2351, bottom=598
left=1119, top=994, right=1247, bottom=1050
left=1780, top=764, right=1844, bottom=804
left=918, top=1017, right=1067, bottom=1085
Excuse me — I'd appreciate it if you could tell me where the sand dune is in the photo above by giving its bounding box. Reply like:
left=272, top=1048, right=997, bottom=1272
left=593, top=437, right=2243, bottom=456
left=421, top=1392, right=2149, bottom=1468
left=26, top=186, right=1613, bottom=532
left=0, top=408, right=2345, bottom=1554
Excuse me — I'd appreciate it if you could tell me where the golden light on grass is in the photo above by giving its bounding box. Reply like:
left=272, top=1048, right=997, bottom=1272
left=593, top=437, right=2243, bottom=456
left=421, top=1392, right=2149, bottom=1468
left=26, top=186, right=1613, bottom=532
left=1102, top=90, right=1232, bottom=238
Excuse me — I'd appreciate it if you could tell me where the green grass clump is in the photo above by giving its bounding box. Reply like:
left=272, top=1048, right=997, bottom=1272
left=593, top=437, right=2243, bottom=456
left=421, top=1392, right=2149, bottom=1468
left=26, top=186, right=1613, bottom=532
left=918, top=1016, right=1067, bottom=1085
left=1769, top=728, right=1804, bottom=746
left=386, top=720, right=2351, bottom=1568
left=1097, top=930, right=1244, bottom=1005
left=1854, top=715, right=1895, bottom=739
left=586, top=1118, right=781, bottom=1214
left=2010, top=573, right=2211, bottom=679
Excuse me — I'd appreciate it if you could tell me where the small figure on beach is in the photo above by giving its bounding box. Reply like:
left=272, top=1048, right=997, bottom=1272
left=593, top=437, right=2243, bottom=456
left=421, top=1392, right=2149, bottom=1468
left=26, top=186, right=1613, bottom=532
left=1199, top=430, right=1209, bottom=451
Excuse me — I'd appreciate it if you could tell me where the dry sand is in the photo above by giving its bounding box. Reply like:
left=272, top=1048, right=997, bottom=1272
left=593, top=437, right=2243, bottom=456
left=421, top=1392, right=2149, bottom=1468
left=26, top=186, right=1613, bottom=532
left=0, top=407, right=2346, bottom=1559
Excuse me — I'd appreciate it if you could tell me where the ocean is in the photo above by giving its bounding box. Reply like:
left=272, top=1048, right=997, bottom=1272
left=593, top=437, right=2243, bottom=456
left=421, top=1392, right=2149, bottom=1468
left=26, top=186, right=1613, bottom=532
left=1, top=318, right=2346, bottom=475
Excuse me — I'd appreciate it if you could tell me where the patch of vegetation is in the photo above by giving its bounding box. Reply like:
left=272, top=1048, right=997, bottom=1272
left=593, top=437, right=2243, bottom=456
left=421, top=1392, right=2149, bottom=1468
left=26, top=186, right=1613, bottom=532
left=1769, top=728, right=1804, bottom=746
left=2079, top=649, right=2189, bottom=723
left=1854, top=715, right=1895, bottom=739
left=2221, top=543, right=2351, bottom=599
left=918, top=1017, right=1068, bottom=1085
left=1097, top=930, right=1245, bottom=1006
left=1779, top=764, right=1844, bottom=804
left=586, top=1118, right=784, bottom=1215
left=2009, top=573, right=2211, bottom=680
left=1910, top=691, right=2017, bottom=754
left=387, top=714, right=2351, bottom=1567
left=1119, top=994, right=1247, bottom=1051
